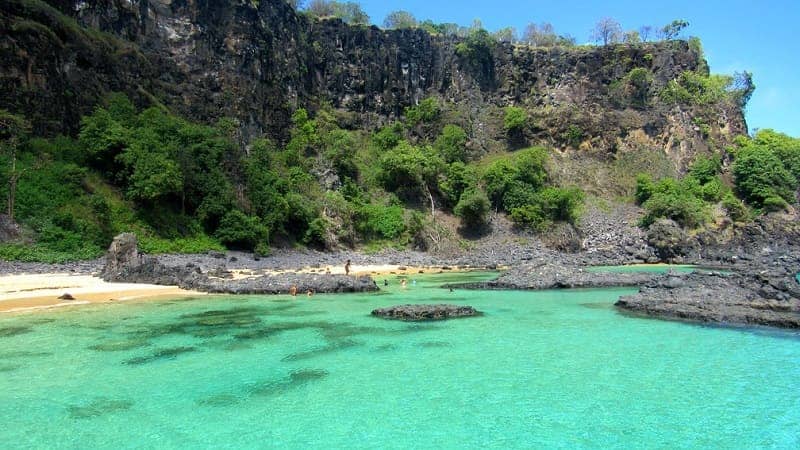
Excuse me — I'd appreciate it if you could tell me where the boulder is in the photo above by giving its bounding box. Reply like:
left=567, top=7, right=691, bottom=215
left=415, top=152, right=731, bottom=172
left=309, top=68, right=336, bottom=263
left=371, top=304, right=479, bottom=321
left=101, top=233, right=140, bottom=279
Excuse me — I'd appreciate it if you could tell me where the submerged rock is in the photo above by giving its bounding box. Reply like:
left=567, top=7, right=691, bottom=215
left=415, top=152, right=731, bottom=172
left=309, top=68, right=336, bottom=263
left=371, top=304, right=479, bottom=321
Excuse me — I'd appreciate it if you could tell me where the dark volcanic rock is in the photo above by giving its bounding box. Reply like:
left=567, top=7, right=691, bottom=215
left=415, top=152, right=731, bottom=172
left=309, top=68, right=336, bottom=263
left=100, top=233, right=378, bottom=295
left=616, top=271, right=800, bottom=329
left=371, top=304, right=479, bottom=321
left=452, top=263, right=666, bottom=290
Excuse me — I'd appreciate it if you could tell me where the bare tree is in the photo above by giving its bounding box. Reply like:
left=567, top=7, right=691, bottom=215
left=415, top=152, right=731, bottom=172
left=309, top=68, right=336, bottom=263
left=638, top=25, right=653, bottom=42
left=522, top=22, right=558, bottom=47
left=590, top=17, right=622, bottom=45
left=0, top=110, right=30, bottom=220
left=306, top=0, right=335, bottom=17
left=493, top=27, right=517, bottom=43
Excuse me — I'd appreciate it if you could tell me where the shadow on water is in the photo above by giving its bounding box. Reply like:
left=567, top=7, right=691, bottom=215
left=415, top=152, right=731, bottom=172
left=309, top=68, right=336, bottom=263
left=281, top=339, right=361, bottom=362
left=0, top=326, right=33, bottom=338
left=580, top=302, right=615, bottom=310
left=198, top=369, right=330, bottom=407
left=250, top=369, right=329, bottom=396
left=124, top=346, right=196, bottom=365
left=89, top=338, right=152, bottom=352
left=371, top=344, right=397, bottom=352
left=0, top=364, right=21, bottom=373
left=67, top=397, right=134, bottom=419
left=0, top=350, right=53, bottom=359
left=417, top=341, right=451, bottom=348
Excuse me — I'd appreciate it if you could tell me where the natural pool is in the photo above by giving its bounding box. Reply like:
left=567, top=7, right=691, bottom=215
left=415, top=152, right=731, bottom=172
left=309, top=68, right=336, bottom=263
left=1, top=272, right=799, bottom=449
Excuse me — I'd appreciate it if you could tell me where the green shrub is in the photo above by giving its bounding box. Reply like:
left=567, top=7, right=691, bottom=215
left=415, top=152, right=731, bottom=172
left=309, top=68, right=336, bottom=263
left=454, top=188, right=491, bottom=228
left=700, top=178, right=723, bottom=202
left=510, top=204, right=548, bottom=231
left=535, top=186, right=584, bottom=224
left=434, top=124, right=468, bottom=163
left=635, top=173, right=655, bottom=204
left=404, top=98, right=440, bottom=126
left=372, top=122, right=403, bottom=151
left=214, top=210, right=269, bottom=251
left=303, top=217, right=329, bottom=249
left=750, top=129, right=800, bottom=180
left=732, top=145, right=797, bottom=208
left=440, top=162, right=478, bottom=208
left=503, top=106, right=527, bottom=132
left=721, top=191, right=749, bottom=222
left=356, top=204, right=405, bottom=239
left=640, top=178, right=708, bottom=228
left=688, top=155, right=721, bottom=185
left=514, top=147, right=549, bottom=189
left=377, top=141, right=444, bottom=195
left=138, top=235, right=224, bottom=254
left=501, top=181, right=538, bottom=211
left=483, top=158, right=519, bottom=208
left=563, top=125, right=583, bottom=147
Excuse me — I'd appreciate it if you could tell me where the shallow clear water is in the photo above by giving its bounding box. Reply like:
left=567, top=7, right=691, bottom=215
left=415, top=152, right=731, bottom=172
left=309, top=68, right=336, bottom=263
left=1, top=272, right=799, bottom=449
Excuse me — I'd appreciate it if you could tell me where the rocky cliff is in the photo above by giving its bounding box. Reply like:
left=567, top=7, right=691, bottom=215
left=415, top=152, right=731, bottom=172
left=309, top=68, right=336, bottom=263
left=1, top=0, right=747, bottom=179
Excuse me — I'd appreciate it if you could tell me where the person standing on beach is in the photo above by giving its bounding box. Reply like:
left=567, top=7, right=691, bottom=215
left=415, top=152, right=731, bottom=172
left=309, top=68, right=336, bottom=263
left=289, top=285, right=298, bottom=296
left=345, top=259, right=351, bottom=275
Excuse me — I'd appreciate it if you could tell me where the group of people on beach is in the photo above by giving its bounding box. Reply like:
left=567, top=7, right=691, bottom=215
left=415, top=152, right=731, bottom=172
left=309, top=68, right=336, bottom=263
left=286, top=259, right=452, bottom=296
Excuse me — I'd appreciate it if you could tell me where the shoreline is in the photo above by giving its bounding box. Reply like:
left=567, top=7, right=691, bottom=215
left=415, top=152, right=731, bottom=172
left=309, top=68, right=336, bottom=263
left=0, top=273, right=204, bottom=314
left=0, top=264, right=489, bottom=314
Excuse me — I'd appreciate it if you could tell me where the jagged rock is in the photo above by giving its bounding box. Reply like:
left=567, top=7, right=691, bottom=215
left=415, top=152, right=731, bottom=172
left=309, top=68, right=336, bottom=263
left=57, top=293, right=75, bottom=300
left=647, top=219, right=690, bottom=261
left=101, top=233, right=140, bottom=279
left=0, top=214, right=21, bottom=243
left=371, top=304, right=479, bottom=321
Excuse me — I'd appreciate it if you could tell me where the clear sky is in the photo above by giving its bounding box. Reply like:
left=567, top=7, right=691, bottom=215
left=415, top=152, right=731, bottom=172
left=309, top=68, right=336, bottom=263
left=348, top=0, right=798, bottom=137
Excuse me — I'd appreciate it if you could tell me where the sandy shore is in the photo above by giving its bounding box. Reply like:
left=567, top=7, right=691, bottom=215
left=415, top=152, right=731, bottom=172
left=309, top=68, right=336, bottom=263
left=0, top=274, right=203, bottom=313
left=232, top=263, right=485, bottom=279
left=0, top=264, right=490, bottom=314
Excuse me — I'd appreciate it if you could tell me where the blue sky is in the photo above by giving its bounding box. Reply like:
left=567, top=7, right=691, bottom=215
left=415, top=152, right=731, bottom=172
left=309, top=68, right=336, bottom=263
left=347, top=0, right=798, bottom=137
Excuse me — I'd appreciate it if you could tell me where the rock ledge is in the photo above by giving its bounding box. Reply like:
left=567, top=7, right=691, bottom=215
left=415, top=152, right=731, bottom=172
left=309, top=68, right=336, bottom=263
left=371, top=304, right=479, bottom=321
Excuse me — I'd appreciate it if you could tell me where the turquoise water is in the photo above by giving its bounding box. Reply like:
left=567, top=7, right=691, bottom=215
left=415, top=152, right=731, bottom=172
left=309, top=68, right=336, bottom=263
left=1, top=272, right=799, bottom=449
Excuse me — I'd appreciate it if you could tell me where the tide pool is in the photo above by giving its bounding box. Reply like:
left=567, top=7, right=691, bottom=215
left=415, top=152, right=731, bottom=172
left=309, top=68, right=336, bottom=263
left=0, top=272, right=798, bottom=449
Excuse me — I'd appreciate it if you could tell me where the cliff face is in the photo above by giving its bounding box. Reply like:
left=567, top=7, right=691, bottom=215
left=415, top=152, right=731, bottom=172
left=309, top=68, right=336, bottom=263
left=1, top=0, right=746, bottom=177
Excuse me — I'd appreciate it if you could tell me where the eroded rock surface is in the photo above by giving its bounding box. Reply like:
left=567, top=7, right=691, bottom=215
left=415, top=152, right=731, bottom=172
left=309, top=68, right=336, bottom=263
left=372, top=304, right=479, bottom=321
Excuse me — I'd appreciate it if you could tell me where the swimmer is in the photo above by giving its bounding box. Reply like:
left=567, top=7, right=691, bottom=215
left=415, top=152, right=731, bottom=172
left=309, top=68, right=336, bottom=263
left=384, top=279, right=388, bottom=286
left=307, top=289, right=314, bottom=297
left=400, top=279, right=407, bottom=288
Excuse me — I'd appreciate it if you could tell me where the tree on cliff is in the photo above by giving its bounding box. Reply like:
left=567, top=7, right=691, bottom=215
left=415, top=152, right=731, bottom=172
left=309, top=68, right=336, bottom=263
left=383, top=10, right=417, bottom=29
left=590, top=17, right=622, bottom=45
left=305, top=0, right=368, bottom=25
left=660, top=19, right=689, bottom=40
left=0, top=110, right=30, bottom=220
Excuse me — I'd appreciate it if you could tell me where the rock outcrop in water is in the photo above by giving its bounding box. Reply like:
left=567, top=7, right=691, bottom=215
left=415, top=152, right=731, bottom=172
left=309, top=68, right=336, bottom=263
left=371, top=304, right=479, bottom=321
left=101, top=233, right=378, bottom=294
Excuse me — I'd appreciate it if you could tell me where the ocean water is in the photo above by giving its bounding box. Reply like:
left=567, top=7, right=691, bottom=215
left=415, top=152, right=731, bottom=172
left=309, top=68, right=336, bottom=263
left=1, top=272, right=799, bottom=449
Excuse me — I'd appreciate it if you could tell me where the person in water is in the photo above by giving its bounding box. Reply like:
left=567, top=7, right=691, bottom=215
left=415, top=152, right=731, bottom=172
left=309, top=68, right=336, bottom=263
left=344, top=259, right=351, bottom=275
left=307, top=289, right=314, bottom=297
left=383, top=279, right=388, bottom=286
left=400, top=279, right=407, bottom=288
